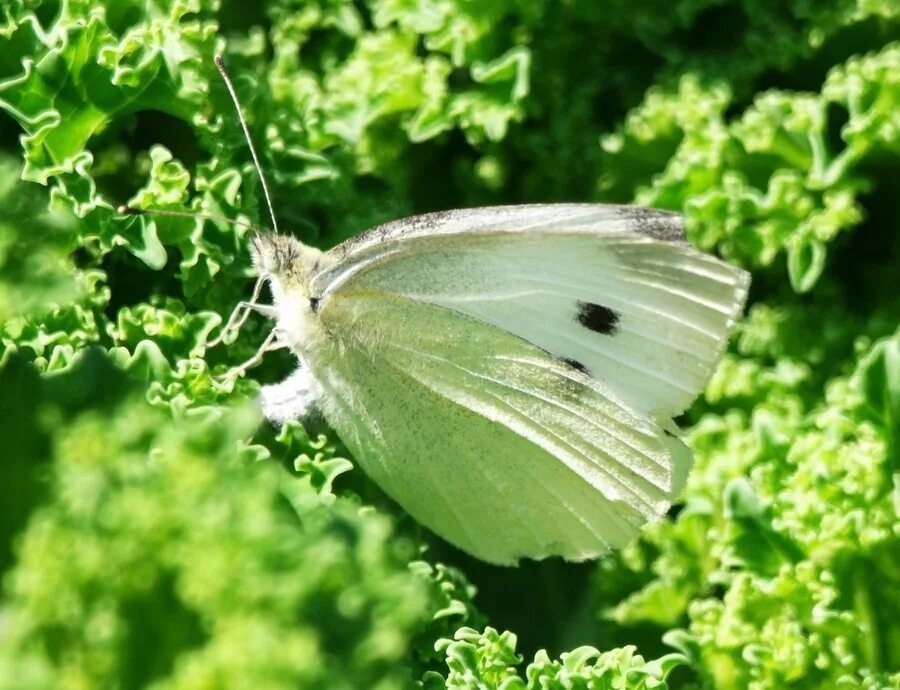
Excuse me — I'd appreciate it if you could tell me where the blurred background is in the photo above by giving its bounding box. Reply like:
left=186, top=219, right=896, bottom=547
left=0, top=1, right=898, bottom=688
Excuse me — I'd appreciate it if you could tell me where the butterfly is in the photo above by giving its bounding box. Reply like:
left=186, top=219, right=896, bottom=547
left=242, top=204, right=750, bottom=565
left=129, top=57, right=750, bottom=565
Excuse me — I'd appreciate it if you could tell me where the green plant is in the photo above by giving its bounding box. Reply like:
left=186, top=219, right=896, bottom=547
left=1, top=1, right=898, bottom=688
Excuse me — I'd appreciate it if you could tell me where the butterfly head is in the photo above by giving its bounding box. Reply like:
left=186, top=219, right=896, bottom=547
left=250, top=233, right=328, bottom=289
left=249, top=232, right=333, bottom=348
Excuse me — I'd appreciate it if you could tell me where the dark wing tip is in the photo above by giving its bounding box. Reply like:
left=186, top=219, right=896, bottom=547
left=616, top=206, right=685, bottom=243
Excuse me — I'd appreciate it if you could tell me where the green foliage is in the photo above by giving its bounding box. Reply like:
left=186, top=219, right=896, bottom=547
left=601, top=44, right=900, bottom=292
left=422, top=627, right=686, bottom=689
left=1, top=0, right=898, bottom=688
left=0, top=352, right=464, bottom=689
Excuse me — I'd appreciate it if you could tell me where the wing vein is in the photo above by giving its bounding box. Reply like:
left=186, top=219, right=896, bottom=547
left=379, top=340, right=669, bottom=516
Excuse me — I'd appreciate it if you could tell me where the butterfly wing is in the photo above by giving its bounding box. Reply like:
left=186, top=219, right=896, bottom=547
left=312, top=204, right=750, bottom=418
left=296, top=205, right=748, bottom=563
left=309, top=293, right=692, bottom=564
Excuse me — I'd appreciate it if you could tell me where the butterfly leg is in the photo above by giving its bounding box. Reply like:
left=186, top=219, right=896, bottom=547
left=217, top=329, right=286, bottom=380
left=259, top=365, right=322, bottom=424
left=207, top=275, right=270, bottom=347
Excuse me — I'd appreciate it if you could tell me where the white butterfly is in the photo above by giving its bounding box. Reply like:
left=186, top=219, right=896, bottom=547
left=235, top=203, right=750, bottom=565
left=141, top=58, right=750, bottom=565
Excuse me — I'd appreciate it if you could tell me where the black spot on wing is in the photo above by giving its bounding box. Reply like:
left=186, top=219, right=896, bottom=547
left=576, top=301, right=620, bottom=336
left=561, top=357, right=589, bottom=375
left=309, top=297, right=320, bottom=313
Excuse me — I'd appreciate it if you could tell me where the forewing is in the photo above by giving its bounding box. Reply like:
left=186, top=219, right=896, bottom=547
left=312, top=205, right=749, bottom=418
left=309, top=293, right=691, bottom=564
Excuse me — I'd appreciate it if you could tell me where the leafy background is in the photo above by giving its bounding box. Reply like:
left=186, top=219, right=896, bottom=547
left=1, top=0, right=898, bottom=688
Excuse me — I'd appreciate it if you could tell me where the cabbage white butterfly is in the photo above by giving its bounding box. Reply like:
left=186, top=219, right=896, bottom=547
left=128, top=57, right=750, bottom=564
left=246, top=205, right=749, bottom=565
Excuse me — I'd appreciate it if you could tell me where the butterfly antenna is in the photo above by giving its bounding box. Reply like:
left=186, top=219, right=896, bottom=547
left=117, top=205, right=267, bottom=234
left=214, top=54, right=280, bottom=235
